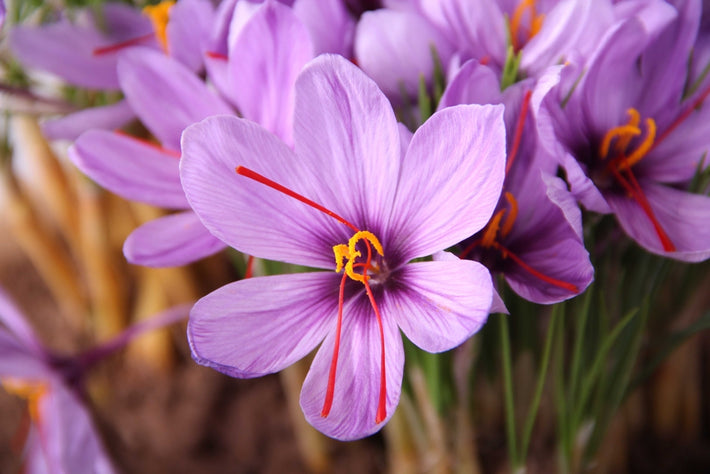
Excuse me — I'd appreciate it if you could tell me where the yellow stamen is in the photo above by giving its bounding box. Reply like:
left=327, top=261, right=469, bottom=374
left=481, top=209, right=506, bottom=248
left=2, top=378, right=46, bottom=422
left=332, top=231, right=384, bottom=283
left=500, top=192, right=519, bottom=239
left=509, top=0, right=545, bottom=51
left=618, top=118, right=656, bottom=170
left=143, top=1, right=175, bottom=53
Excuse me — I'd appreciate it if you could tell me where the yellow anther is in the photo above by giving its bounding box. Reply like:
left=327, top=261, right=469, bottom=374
left=481, top=209, right=506, bottom=248
left=333, top=244, right=349, bottom=273
left=618, top=118, right=656, bottom=170
left=332, top=231, right=384, bottom=283
left=500, top=192, right=519, bottom=239
left=599, top=125, right=641, bottom=159
left=509, top=0, right=544, bottom=51
left=143, top=1, right=175, bottom=53
left=2, top=378, right=46, bottom=422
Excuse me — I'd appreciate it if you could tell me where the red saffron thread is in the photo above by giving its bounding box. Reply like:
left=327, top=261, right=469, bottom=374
left=653, top=82, right=710, bottom=152
left=205, top=51, right=229, bottom=61
left=114, top=130, right=181, bottom=158
left=93, top=33, right=156, bottom=55
left=494, top=242, right=579, bottom=292
left=236, top=166, right=358, bottom=232
left=506, top=89, right=532, bottom=175
left=321, top=272, right=348, bottom=417
left=244, top=255, right=255, bottom=279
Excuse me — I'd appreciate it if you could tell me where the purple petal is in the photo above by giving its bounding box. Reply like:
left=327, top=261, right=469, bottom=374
left=520, top=0, right=614, bottom=76
left=41, top=100, right=135, bottom=141
left=188, top=272, right=336, bottom=378
left=118, top=48, right=232, bottom=150
left=0, top=331, right=49, bottom=379
left=69, top=130, right=187, bottom=209
left=388, top=104, right=506, bottom=260
left=543, top=173, right=584, bottom=240
left=228, top=1, right=313, bottom=145
left=560, top=153, right=611, bottom=214
left=10, top=4, right=154, bottom=90
left=300, top=294, right=404, bottom=440
left=123, top=211, right=225, bottom=267
left=37, top=383, right=115, bottom=474
left=293, top=0, right=354, bottom=57
left=389, top=260, right=492, bottom=353
left=166, top=0, right=215, bottom=72
left=293, top=55, right=401, bottom=231
left=608, top=181, right=710, bottom=262
left=0, top=287, right=42, bottom=350
left=438, top=59, right=502, bottom=109
left=355, top=9, right=453, bottom=99
left=180, top=115, right=344, bottom=269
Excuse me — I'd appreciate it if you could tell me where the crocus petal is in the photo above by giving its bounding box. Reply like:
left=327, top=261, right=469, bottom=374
left=41, top=100, right=135, bottom=141
left=0, top=331, right=49, bottom=379
left=560, top=153, right=611, bottom=214
left=388, top=104, right=506, bottom=260
left=166, top=0, right=215, bottom=72
left=123, top=211, right=225, bottom=267
left=181, top=115, right=346, bottom=269
left=38, top=383, right=115, bottom=474
left=608, top=181, right=710, bottom=262
left=70, top=130, right=188, bottom=209
left=504, top=236, right=593, bottom=304
left=0, top=287, right=42, bottom=350
left=300, top=294, right=404, bottom=440
left=355, top=9, right=453, bottom=99
left=543, top=173, right=584, bottom=240
left=228, top=1, right=313, bottom=145
left=438, top=59, right=502, bottom=109
left=118, top=48, right=233, bottom=150
left=293, top=55, right=401, bottom=230
left=188, top=272, right=337, bottom=378
left=293, top=0, right=355, bottom=57
left=10, top=4, right=154, bottom=90
left=389, top=260, right=492, bottom=353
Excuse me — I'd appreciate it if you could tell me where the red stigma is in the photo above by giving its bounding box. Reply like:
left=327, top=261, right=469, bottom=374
left=114, top=130, right=181, bottom=158
left=92, top=33, right=156, bottom=56
left=206, top=51, right=229, bottom=61
left=507, top=89, right=532, bottom=175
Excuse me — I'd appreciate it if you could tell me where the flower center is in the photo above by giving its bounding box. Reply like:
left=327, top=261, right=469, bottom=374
left=333, top=231, right=385, bottom=283
left=236, top=166, right=389, bottom=425
left=596, top=108, right=675, bottom=252
left=509, top=0, right=544, bottom=52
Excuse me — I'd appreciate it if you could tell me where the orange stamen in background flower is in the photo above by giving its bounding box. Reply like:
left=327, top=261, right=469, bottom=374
left=500, top=192, right=518, bottom=238
left=114, top=130, right=181, bottom=158
left=481, top=209, right=506, bottom=248
left=509, top=0, right=544, bottom=52
left=616, top=118, right=655, bottom=170
left=506, top=89, right=532, bottom=174
left=597, top=109, right=674, bottom=251
left=92, top=33, right=156, bottom=55
left=143, top=1, right=175, bottom=53
left=236, top=166, right=358, bottom=232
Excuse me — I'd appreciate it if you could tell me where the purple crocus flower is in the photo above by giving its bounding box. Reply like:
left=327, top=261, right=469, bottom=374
left=0, top=288, right=115, bottom=474
left=440, top=60, right=593, bottom=303
left=70, top=1, right=327, bottom=267
left=69, top=47, right=232, bottom=267
left=539, top=0, right=710, bottom=261
left=180, top=55, right=506, bottom=439
left=354, top=0, right=669, bottom=100
left=10, top=0, right=215, bottom=141
left=1, top=288, right=188, bottom=473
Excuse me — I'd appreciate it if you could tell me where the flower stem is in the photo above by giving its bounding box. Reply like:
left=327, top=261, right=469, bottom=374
left=499, top=313, right=519, bottom=468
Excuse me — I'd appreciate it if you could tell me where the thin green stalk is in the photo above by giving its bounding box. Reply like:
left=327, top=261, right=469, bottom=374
left=554, top=310, right=572, bottom=471
left=571, top=308, right=638, bottom=432
left=568, top=289, right=593, bottom=405
left=499, top=313, right=519, bottom=468
left=520, top=305, right=561, bottom=462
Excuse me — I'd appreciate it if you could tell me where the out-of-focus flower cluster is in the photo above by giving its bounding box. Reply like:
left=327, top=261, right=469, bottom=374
left=2, top=0, right=710, bottom=472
